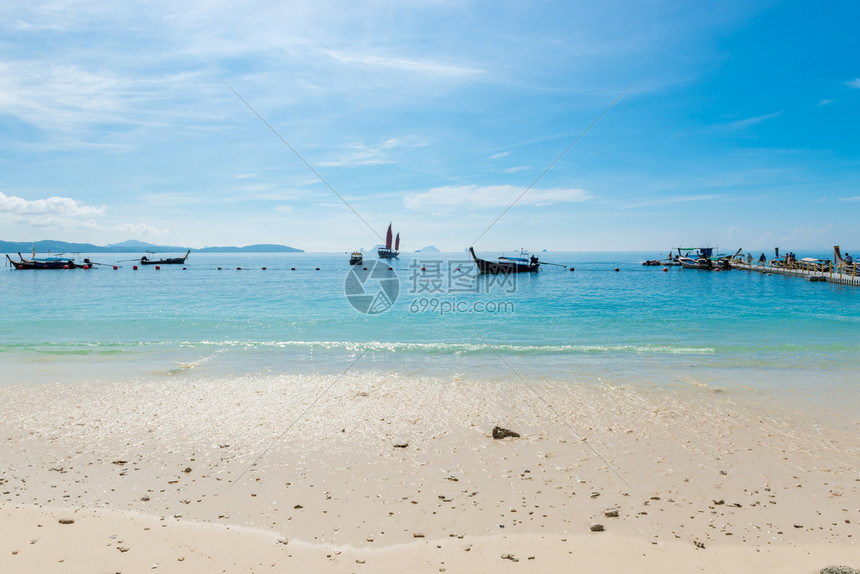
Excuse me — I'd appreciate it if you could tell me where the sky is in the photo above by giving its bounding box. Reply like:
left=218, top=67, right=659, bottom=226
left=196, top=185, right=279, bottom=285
left=1, top=0, right=858, bottom=253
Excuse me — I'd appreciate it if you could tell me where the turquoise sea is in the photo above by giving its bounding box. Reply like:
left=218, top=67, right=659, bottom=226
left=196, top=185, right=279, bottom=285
left=2, top=251, right=858, bottom=422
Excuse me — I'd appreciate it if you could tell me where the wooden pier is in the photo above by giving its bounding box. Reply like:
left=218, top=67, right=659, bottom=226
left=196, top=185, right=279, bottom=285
left=731, top=261, right=860, bottom=287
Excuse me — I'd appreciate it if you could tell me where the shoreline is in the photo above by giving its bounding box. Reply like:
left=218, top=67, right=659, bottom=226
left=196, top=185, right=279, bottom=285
left=2, top=372, right=858, bottom=572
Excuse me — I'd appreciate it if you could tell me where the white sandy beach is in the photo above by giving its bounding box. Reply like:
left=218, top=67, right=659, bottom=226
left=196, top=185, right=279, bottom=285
left=1, top=372, right=858, bottom=572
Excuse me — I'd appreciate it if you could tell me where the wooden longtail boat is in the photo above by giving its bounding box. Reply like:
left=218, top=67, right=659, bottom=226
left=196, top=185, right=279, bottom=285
left=139, top=250, right=190, bottom=265
left=469, top=247, right=539, bottom=274
left=6, top=253, right=91, bottom=270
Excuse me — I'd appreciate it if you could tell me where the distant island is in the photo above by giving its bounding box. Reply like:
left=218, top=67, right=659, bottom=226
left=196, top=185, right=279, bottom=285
left=0, top=239, right=303, bottom=254
left=415, top=245, right=440, bottom=253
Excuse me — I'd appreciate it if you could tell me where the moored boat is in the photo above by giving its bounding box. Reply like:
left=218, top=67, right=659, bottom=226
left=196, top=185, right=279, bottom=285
left=139, top=250, right=190, bottom=265
left=6, top=252, right=92, bottom=270
left=469, top=247, right=540, bottom=274
left=677, top=247, right=714, bottom=270
left=349, top=251, right=363, bottom=265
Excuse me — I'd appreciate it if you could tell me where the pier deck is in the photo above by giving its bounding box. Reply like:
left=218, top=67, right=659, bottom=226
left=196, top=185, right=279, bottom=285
left=731, top=261, right=860, bottom=287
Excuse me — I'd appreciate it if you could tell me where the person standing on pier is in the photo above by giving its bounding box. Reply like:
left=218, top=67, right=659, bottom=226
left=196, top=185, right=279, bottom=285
left=759, top=253, right=766, bottom=266
left=845, top=253, right=853, bottom=264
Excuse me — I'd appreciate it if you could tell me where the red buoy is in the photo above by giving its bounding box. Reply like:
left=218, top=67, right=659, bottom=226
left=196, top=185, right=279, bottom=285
left=363, top=267, right=367, bottom=270
left=133, top=265, right=138, bottom=270
left=113, top=265, right=118, bottom=270
left=421, top=266, right=426, bottom=272
left=155, top=265, right=161, bottom=270
left=316, top=267, right=320, bottom=271
left=291, top=267, right=295, bottom=271
left=662, top=267, right=668, bottom=272
left=237, top=267, right=242, bottom=270
left=63, top=265, right=69, bottom=269
left=262, top=267, right=266, bottom=270
left=569, top=267, right=575, bottom=272
left=614, top=268, right=620, bottom=272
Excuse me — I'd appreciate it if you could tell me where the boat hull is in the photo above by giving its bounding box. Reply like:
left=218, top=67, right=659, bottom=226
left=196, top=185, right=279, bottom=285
left=7, top=253, right=87, bottom=269
left=469, top=247, right=539, bottom=274
left=140, top=250, right=190, bottom=265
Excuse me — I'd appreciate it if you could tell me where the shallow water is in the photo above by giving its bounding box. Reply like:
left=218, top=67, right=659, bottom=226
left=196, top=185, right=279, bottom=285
left=2, top=251, right=857, bottom=421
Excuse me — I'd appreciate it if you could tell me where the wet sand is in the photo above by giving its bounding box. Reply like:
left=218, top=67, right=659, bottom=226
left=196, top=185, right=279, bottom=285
left=1, top=372, right=858, bottom=572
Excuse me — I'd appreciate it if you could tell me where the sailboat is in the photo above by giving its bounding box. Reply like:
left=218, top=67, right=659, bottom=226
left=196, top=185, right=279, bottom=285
left=378, top=223, right=400, bottom=259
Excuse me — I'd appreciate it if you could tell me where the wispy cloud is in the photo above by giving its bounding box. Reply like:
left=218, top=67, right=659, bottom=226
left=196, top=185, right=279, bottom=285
left=404, top=184, right=591, bottom=212
left=818, top=99, right=833, bottom=106
left=838, top=196, right=860, bottom=202
left=317, top=136, right=428, bottom=167
left=720, top=111, right=782, bottom=131
left=324, top=50, right=483, bottom=77
left=490, top=151, right=511, bottom=160
left=113, top=222, right=168, bottom=236
left=622, top=194, right=724, bottom=209
left=847, top=79, right=860, bottom=89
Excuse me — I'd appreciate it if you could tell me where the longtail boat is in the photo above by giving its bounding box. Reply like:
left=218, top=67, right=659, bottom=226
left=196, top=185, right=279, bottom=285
left=378, top=224, right=400, bottom=259
left=140, top=250, right=190, bottom=265
left=6, top=253, right=91, bottom=270
left=469, top=247, right=539, bottom=274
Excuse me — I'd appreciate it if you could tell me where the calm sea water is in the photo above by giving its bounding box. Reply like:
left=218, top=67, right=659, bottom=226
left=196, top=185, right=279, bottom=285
left=2, top=251, right=858, bottom=418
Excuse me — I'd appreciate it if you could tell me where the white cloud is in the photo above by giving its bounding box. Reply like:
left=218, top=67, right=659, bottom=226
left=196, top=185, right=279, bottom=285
left=404, top=184, right=591, bottom=212
left=847, top=79, right=860, bottom=89
left=490, top=151, right=511, bottom=159
left=0, top=191, right=105, bottom=217
left=837, top=196, right=860, bottom=202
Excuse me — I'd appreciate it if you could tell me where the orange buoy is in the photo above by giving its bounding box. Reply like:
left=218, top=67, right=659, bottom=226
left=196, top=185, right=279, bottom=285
left=662, top=267, right=668, bottom=272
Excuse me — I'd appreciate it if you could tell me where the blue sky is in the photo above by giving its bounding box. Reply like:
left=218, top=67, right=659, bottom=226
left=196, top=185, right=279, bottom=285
left=1, top=0, right=858, bottom=252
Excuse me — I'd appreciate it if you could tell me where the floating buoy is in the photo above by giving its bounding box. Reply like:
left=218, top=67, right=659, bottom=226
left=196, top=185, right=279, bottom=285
left=237, top=267, right=242, bottom=270
left=388, top=267, right=392, bottom=271
left=569, top=267, right=575, bottom=272
left=614, top=268, right=620, bottom=272
left=421, top=266, right=426, bottom=272
left=133, top=265, right=138, bottom=270
left=83, top=265, right=89, bottom=270
left=63, top=265, right=69, bottom=269
left=155, top=265, right=160, bottom=270
left=218, top=267, right=222, bottom=270
left=262, top=267, right=266, bottom=270
left=291, top=267, right=295, bottom=271
left=315, top=267, right=320, bottom=271
left=182, top=267, right=187, bottom=270
left=662, top=267, right=668, bottom=272
left=113, top=265, right=118, bottom=270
